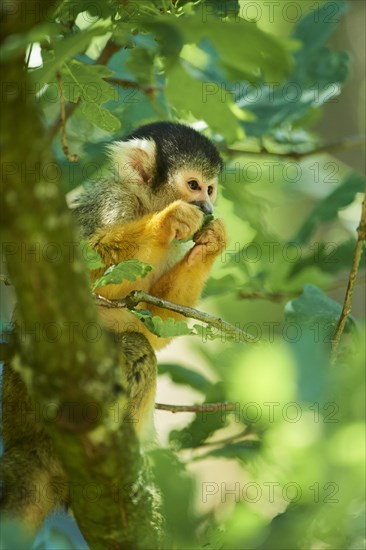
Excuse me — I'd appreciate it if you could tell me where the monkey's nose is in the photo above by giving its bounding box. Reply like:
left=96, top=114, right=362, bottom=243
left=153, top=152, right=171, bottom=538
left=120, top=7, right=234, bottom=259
left=190, top=201, right=213, bottom=215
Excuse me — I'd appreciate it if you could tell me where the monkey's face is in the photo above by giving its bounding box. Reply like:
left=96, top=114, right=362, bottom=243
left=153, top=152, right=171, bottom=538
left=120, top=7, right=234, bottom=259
left=168, top=168, right=218, bottom=215
left=107, top=122, right=223, bottom=217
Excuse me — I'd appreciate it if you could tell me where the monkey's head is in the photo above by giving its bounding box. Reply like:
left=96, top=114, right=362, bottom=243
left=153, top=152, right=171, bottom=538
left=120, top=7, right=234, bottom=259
left=107, top=121, right=223, bottom=216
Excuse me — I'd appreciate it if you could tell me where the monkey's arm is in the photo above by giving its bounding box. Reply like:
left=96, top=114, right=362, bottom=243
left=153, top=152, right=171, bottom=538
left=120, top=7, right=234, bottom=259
left=143, top=219, right=227, bottom=349
left=90, top=200, right=204, bottom=300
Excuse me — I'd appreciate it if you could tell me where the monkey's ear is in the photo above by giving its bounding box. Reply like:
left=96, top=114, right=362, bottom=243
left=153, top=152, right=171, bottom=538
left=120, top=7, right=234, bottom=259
left=106, top=138, right=156, bottom=184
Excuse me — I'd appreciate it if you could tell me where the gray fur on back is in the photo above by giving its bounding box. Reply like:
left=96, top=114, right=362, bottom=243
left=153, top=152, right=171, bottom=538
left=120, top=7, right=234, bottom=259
left=72, top=179, right=144, bottom=239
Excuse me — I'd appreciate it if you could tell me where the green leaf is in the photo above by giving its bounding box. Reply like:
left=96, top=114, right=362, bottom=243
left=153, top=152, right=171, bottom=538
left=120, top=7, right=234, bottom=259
left=92, top=260, right=153, bottom=290
left=176, top=213, right=216, bottom=244
left=294, top=1, right=349, bottom=52
left=166, top=63, right=241, bottom=142
left=131, top=310, right=192, bottom=338
left=193, top=213, right=215, bottom=238
left=158, top=363, right=213, bottom=393
left=294, top=173, right=365, bottom=244
left=124, top=47, right=155, bottom=85
left=203, top=0, right=240, bottom=19
left=194, top=440, right=261, bottom=463
left=284, top=285, right=348, bottom=403
left=81, top=102, right=121, bottom=132
left=175, top=13, right=293, bottom=82
left=285, top=284, right=355, bottom=342
left=137, top=19, right=185, bottom=67
left=203, top=274, right=239, bottom=297
left=57, top=60, right=122, bottom=132
left=192, top=324, right=226, bottom=342
left=61, top=61, right=115, bottom=104
left=238, top=1, right=350, bottom=137
left=192, top=323, right=246, bottom=344
left=149, top=449, right=196, bottom=539
left=288, top=240, right=364, bottom=278
left=81, top=241, right=105, bottom=270
left=57, top=0, right=115, bottom=19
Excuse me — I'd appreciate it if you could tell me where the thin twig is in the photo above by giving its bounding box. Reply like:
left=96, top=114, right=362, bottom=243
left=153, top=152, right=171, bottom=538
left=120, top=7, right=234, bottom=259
left=239, top=289, right=301, bottom=302
left=225, top=135, right=366, bottom=159
left=198, top=427, right=254, bottom=447
left=56, top=71, right=78, bottom=162
left=105, top=77, right=163, bottom=98
left=25, top=43, right=33, bottom=68
left=95, top=39, right=120, bottom=65
left=96, top=290, right=257, bottom=344
left=331, top=188, right=366, bottom=364
left=239, top=278, right=366, bottom=303
left=155, top=402, right=239, bottom=413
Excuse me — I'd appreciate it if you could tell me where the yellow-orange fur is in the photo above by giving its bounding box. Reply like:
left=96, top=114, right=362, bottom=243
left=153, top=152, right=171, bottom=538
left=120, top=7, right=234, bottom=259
left=90, top=199, right=227, bottom=350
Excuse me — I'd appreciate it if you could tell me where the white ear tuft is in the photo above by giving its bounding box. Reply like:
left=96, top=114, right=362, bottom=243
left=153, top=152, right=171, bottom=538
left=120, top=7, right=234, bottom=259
left=106, top=138, right=156, bottom=184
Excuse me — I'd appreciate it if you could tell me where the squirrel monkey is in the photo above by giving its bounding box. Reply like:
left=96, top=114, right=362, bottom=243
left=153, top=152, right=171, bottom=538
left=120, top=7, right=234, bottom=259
left=0, top=122, right=227, bottom=534
left=73, top=121, right=228, bottom=350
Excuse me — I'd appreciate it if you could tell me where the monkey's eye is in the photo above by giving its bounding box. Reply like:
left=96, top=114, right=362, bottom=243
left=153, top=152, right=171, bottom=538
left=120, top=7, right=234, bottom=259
left=188, top=180, right=200, bottom=190
left=207, top=186, right=213, bottom=196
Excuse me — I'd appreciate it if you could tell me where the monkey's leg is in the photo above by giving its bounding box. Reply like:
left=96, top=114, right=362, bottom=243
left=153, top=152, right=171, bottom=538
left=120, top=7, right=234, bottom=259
left=143, top=219, right=228, bottom=349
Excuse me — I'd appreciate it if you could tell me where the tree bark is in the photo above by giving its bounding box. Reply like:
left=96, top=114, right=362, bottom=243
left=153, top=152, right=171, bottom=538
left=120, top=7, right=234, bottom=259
left=0, top=2, right=162, bottom=548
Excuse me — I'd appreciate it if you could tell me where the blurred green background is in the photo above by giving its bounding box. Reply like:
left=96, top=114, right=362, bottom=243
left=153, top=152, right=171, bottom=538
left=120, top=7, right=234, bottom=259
left=1, top=0, right=365, bottom=548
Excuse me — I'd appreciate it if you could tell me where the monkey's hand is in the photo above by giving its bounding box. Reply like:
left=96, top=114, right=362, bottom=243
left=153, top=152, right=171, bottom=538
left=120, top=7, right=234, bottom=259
left=157, top=200, right=204, bottom=244
left=188, top=219, right=227, bottom=265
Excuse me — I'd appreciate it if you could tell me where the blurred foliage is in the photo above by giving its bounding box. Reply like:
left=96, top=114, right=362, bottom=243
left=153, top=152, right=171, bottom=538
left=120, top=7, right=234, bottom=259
left=1, top=0, right=365, bottom=548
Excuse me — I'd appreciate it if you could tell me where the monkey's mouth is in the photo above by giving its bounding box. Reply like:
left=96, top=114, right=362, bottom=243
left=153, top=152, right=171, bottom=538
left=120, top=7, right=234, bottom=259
left=189, top=200, right=213, bottom=215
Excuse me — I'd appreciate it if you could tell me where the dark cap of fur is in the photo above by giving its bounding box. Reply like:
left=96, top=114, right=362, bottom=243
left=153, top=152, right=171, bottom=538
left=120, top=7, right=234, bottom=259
left=124, top=121, right=223, bottom=189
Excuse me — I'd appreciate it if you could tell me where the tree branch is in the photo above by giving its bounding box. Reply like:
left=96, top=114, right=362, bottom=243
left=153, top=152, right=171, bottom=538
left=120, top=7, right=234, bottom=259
left=1, top=7, right=162, bottom=547
left=225, top=135, right=366, bottom=159
left=96, top=290, right=258, bottom=344
left=56, top=71, right=78, bottom=162
left=331, top=188, right=366, bottom=364
left=155, top=402, right=239, bottom=413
